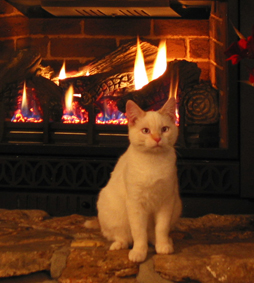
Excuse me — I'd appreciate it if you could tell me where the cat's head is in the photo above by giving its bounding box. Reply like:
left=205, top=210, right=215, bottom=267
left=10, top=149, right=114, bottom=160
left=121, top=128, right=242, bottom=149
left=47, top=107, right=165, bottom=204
left=126, top=98, right=178, bottom=153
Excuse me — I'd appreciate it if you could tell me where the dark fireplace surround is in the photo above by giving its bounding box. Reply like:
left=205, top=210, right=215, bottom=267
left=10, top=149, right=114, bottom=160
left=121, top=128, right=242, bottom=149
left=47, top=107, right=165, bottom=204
left=0, top=0, right=254, bottom=217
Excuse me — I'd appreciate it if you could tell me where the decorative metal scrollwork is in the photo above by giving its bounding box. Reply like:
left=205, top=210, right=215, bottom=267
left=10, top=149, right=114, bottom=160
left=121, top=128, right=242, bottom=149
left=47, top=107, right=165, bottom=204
left=183, top=82, right=220, bottom=124
left=177, top=161, right=239, bottom=195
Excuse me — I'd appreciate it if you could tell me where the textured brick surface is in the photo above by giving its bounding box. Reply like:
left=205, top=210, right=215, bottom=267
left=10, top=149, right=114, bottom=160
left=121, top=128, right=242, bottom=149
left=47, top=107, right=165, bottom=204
left=84, top=18, right=151, bottom=36
left=210, top=17, right=226, bottom=44
left=0, top=40, right=15, bottom=60
left=28, top=18, right=82, bottom=35
left=154, top=19, right=209, bottom=36
left=166, top=38, right=186, bottom=59
left=50, top=38, right=117, bottom=58
left=0, top=16, right=29, bottom=37
left=190, top=38, right=210, bottom=59
left=0, top=0, right=16, bottom=15
left=17, top=37, right=49, bottom=57
left=197, top=62, right=210, bottom=81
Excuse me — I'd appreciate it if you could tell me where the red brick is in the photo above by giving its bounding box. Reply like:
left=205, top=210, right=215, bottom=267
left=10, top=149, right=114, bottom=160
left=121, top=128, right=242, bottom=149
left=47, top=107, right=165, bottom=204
left=0, top=0, right=15, bottom=15
left=50, top=38, right=117, bottom=58
left=0, top=39, right=15, bottom=60
left=0, top=16, right=29, bottom=37
left=84, top=18, right=151, bottom=36
left=210, top=40, right=225, bottom=67
left=166, top=38, right=186, bottom=59
left=190, top=38, right=210, bottom=59
left=210, top=17, right=226, bottom=44
left=154, top=19, right=209, bottom=36
left=16, top=37, right=49, bottom=57
left=29, top=19, right=82, bottom=35
left=197, top=62, right=210, bottom=81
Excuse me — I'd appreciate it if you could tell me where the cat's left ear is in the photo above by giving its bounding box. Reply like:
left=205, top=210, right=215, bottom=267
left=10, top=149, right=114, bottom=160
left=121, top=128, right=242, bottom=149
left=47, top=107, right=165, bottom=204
left=126, top=100, right=145, bottom=126
left=159, top=97, right=176, bottom=121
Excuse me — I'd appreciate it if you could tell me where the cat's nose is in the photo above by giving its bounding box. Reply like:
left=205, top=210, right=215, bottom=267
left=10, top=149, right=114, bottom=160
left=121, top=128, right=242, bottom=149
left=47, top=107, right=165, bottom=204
left=152, top=135, right=161, bottom=143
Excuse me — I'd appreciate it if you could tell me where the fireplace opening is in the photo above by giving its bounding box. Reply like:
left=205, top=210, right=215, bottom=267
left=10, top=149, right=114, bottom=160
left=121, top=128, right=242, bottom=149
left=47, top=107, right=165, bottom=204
left=0, top=0, right=247, bottom=217
left=1, top=36, right=222, bottom=150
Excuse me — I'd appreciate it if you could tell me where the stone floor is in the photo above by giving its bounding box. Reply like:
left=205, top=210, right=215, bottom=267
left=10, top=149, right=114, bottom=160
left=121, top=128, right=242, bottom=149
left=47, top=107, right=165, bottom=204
left=0, top=209, right=254, bottom=283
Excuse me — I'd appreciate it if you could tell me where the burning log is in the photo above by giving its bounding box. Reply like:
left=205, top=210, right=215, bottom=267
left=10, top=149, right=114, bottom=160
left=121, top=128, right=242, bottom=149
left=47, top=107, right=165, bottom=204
left=79, top=39, right=158, bottom=78
left=0, top=48, right=42, bottom=95
left=0, top=48, right=63, bottom=122
left=116, top=60, right=202, bottom=112
left=30, top=76, right=63, bottom=122
left=60, top=40, right=159, bottom=109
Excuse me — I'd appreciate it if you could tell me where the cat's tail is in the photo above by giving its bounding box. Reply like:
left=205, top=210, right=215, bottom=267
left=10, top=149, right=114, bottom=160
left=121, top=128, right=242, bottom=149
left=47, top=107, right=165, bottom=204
left=84, top=217, right=100, bottom=229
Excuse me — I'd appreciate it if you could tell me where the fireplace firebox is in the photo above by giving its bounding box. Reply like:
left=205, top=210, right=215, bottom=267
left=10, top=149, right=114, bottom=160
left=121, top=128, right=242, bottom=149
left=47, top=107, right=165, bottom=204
left=0, top=0, right=254, bottom=217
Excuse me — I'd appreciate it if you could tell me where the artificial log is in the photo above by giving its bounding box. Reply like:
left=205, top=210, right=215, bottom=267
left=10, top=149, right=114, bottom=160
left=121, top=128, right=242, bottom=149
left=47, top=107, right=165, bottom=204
left=30, top=75, right=63, bottom=122
left=60, top=40, right=158, bottom=107
left=116, top=60, right=202, bottom=112
left=0, top=48, right=42, bottom=95
left=79, top=39, right=158, bottom=78
left=182, top=82, right=220, bottom=124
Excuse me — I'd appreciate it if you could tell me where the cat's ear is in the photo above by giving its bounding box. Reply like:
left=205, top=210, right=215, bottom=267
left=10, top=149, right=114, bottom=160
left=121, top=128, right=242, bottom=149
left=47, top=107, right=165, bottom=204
left=126, top=100, right=145, bottom=126
left=159, top=97, right=176, bottom=121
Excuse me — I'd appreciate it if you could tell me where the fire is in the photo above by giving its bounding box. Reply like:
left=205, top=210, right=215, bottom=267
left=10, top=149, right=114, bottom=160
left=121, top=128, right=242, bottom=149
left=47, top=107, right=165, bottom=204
left=62, top=84, right=88, bottom=124
left=11, top=81, right=43, bottom=123
left=65, top=84, right=74, bottom=114
left=152, top=40, right=167, bottom=80
left=134, top=37, right=149, bottom=90
left=169, top=69, right=180, bottom=126
left=59, top=61, right=67, bottom=80
left=21, top=80, right=29, bottom=117
left=95, top=99, right=128, bottom=125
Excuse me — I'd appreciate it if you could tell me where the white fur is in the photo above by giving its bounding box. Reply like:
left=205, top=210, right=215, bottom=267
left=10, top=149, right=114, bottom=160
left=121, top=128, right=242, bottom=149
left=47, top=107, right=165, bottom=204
left=96, top=98, right=182, bottom=262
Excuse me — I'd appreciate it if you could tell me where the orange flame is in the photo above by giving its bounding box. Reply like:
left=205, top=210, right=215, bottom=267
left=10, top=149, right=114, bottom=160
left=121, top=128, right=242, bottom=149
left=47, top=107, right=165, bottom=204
left=152, top=40, right=167, bottom=80
left=65, top=84, right=74, bottom=114
left=21, top=81, right=28, bottom=116
left=59, top=61, right=67, bottom=80
left=169, top=68, right=179, bottom=126
left=134, top=37, right=149, bottom=90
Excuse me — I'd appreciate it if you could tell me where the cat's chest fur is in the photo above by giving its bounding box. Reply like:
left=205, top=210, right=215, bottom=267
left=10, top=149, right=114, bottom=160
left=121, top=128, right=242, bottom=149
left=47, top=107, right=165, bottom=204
left=121, top=144, right=178, bottom=208
left=125, top=145, right=176, bottom=183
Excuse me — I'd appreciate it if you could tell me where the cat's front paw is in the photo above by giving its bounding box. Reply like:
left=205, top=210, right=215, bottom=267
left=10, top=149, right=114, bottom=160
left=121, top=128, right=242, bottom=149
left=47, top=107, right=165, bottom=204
left=155, top=243, right=174, bottom=254
left=110, top=241, right=128, bottom=251
left=128, top=248, right=147, bottom=262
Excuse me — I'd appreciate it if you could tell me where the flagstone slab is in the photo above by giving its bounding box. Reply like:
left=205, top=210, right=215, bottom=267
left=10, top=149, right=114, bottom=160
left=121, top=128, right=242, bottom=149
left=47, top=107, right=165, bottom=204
left=0, top=210, right=254, bottom=282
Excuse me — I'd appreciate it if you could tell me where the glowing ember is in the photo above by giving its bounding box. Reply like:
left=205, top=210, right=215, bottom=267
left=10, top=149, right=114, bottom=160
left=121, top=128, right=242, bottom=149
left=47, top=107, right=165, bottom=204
left=62, top=84, right=88, bottom=124
left=11, top=81, right=43, bottom=123
left=134, top=37, right=149, bottom=90
left=95, top=99, right=127, bottom=125
left=152, top=40, right=167, bottom=80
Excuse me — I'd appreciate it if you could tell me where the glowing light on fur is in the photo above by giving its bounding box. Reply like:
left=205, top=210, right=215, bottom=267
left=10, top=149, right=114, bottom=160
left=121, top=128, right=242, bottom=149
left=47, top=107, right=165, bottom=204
left=134, top=37, right=149, bottom=90
left=152, top=40, right=167, bottom=80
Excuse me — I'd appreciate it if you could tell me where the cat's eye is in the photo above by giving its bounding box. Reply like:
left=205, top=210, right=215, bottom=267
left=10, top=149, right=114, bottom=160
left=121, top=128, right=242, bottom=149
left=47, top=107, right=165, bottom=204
left=162, top=126, right=170, bottom=133
left=141, top=128, right=150, bottom=134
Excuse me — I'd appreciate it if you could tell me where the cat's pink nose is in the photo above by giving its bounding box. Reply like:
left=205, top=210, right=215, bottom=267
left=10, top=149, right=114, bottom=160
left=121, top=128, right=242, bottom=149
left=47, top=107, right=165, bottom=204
left=152, top=135, right=161, bottom=143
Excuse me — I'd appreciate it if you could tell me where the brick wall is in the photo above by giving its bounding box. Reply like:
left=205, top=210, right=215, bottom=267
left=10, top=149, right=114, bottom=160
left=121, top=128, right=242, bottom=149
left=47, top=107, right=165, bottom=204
left=0, top=0, right=210, bottom=80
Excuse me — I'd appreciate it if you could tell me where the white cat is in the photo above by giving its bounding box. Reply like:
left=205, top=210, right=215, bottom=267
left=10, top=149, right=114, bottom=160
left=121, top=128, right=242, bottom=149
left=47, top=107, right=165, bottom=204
left=85, top=97, right=182, bottom=262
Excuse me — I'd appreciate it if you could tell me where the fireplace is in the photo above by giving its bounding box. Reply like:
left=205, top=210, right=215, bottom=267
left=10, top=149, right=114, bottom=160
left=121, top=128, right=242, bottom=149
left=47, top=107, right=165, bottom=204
left=0, top=0, right=253, bottom=217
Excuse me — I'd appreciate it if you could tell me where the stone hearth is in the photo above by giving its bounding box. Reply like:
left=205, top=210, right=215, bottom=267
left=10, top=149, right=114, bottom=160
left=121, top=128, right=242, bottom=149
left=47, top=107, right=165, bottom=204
left=0, top=210, right=254, bottom=283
